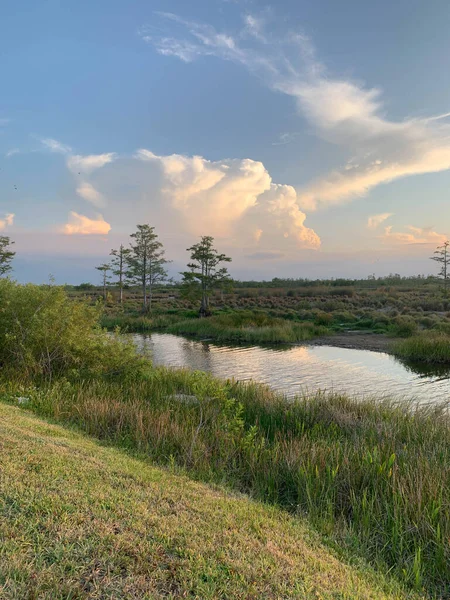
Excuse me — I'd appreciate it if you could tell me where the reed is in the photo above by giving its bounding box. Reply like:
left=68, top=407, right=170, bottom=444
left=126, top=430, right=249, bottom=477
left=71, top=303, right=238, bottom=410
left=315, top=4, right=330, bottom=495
left=3, top=370, right=449, bottom=596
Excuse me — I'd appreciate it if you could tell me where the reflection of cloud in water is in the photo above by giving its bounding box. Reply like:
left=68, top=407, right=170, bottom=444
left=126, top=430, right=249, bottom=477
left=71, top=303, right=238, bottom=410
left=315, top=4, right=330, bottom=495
left=130, top=333, right=450, bottom=405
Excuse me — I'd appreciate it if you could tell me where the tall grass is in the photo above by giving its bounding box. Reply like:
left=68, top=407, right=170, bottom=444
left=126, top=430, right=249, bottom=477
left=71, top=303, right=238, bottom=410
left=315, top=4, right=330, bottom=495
left=2, top=282, right=449, bottom=595
left=167, top=311, right=329, bottom=343
left=3, top=371, right=449, bottom=596
left=392, top=333, right=450, bottom=363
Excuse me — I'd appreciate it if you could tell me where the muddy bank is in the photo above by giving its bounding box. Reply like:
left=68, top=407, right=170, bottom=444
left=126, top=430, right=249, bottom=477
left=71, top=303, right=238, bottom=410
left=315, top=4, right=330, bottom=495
left=307, top=332, right=393, bottom=353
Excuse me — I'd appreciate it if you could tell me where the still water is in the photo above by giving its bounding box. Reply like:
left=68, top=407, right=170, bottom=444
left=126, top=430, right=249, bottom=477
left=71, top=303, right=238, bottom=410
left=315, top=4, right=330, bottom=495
left=131, top=333, right=450, bottom=404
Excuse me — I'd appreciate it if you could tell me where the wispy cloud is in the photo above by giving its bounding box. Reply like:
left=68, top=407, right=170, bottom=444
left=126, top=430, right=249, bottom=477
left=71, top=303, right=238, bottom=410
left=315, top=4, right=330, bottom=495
left=367, top=212, right=393, bottom=229
left=5, top=148, right=19, bottom=158
left=142, top=12, right=450, bottom=211
left=67, top=153, right=117, bottom=175
left=41, top=138, right=72, bottom=154
left=0, top=213, right=14, bottom=231
left=76, top=182, right=106, bottom=208
left=383, top=225, right=447, bottom=245
left=62, top=212, right=111, bottom=236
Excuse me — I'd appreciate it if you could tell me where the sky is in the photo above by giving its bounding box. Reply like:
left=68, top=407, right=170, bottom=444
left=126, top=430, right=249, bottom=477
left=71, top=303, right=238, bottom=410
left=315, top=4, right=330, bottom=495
left=1, top=0, right=450, bottom=284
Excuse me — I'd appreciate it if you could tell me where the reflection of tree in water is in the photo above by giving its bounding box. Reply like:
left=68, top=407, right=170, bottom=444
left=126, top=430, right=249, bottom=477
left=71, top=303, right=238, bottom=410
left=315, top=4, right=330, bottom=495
left=396, top=356, right=450, bottom=380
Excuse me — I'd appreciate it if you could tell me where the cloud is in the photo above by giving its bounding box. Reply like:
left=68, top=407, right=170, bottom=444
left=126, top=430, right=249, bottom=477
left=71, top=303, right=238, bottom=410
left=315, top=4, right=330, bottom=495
left=5, top=148, right=19, bottom=158
left=76, top=181, right=106, bottom=208
left=41, top=138, right=72, bottom=154
left=67, top=153, right=117, bottom=174
left=144, top=12, right=450, bottom=210
left=367, top=212, right=393, bottom=229
left=243, top=14, right=266, bottom=42
left=383, top=225, right=447, bottom=245
left=0, top=213, right=14, bottom=231
left=135, top=149, right=320, bottom=248
left=62, top=212, right=111, bottom=235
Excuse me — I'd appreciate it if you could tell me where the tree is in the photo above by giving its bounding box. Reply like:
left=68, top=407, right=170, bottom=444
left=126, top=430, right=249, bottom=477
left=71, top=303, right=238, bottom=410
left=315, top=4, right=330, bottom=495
left=181, top=236, right=232, bottom=317
left=431, top=241, right=450, bottom=290
left=128, top=224, right=169, bottom=311
left=110, top=244, right=131, bottom=304
left=0, top=236, right=15, bottom=276
left=96, top=263, right=111, bottom=301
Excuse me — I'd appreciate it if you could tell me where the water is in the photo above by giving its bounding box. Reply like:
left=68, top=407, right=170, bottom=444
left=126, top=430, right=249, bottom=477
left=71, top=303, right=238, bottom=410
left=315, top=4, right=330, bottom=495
left=131, top=333, right=450, bottom=404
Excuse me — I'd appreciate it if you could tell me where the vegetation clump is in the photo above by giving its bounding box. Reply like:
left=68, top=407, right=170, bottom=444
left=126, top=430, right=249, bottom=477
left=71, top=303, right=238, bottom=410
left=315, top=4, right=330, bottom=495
left=1, top=281, right=450, bottom=596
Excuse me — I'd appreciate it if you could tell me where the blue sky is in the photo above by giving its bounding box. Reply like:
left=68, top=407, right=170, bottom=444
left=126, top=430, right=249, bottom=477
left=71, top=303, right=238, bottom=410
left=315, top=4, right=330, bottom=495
left=1, top=0, right=450, bottom=283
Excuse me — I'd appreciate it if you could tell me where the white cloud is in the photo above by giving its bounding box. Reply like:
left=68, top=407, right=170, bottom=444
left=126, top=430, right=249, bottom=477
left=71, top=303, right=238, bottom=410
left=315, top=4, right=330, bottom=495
left=367, top=212, right=393, bottom=229
left=0, top=213, right=14, bottom=231
left=135, top=149, right=320, bottom=248
left=63, top=212, right=111, bottom=235
left=144, top=13, right=450, bottom=211
left=67, top=153, right=117, bottom=174
left=76, top=181, right=106, bottom=208
left=5, top=148, right=19, bottom=158
left=243, top=14, right=266, bottom=42
left=41, top=138, right=72, bottom=154
left=383, top=225, right=447, bottom=245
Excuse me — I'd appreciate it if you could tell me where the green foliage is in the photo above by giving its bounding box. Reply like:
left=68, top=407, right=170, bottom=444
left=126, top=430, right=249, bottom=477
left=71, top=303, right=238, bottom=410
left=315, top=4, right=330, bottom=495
left=389, top=316, right=418, bottom=337
left=392, top=332, right=450, bottom=363
left=4, top=370, right=449, bottom=595
left=430, top=240, right=450, bottom=288
left=181, top=236, right=232, bottom=316
left=167, top=310, right=329, bottom=343
left=0, top=235, right=15, bottom=276
left=0, top=280, right=143, bottom=380
left=128, top=224, right=170, bottom=311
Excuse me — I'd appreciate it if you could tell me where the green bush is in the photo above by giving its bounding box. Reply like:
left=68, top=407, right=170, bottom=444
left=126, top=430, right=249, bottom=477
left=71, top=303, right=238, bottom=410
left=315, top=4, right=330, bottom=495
left=389, top=316, right=418, bottom=337
left=0, top=280, right=143, bottom=380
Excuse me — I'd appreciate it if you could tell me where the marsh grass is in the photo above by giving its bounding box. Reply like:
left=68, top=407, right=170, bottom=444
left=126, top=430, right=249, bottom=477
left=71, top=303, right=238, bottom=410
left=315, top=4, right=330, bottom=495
left=2, top=370, right=449, bottom=596
left=166, top=311, right=329, bottom=343
left=392, top=333, right=450, bottom=363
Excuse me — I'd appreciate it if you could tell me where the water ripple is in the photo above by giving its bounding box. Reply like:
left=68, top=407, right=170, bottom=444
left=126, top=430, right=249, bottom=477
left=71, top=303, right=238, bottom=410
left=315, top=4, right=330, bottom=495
left=130, top=333, right=450, bottom=404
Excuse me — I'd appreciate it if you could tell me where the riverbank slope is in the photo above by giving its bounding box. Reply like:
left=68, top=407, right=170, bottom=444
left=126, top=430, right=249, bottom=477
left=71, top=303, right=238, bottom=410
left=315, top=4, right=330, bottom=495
left=0, top=403, right=413, bottom=600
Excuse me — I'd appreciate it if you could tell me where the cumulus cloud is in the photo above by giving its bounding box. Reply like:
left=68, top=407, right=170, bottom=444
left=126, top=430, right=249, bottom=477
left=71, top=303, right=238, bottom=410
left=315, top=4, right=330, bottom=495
left=367, top=212, right=393, bottom=229
left=76, top=181, right=106, bottom=208
left=135, top=149, right=319, bottom=248
left=143, top=12, right=450, bottom=210
left=63, top=212, right=111, bottom=235
left=0, top=213, right=14, bottom=231
left=67, top=153, right=117, bottom=174
left=383, top=225, right=447, bottom=245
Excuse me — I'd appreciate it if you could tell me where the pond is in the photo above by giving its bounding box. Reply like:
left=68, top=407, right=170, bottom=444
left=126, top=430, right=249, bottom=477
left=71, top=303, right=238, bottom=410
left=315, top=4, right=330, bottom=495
left=131, top=333, right=450, bottom=404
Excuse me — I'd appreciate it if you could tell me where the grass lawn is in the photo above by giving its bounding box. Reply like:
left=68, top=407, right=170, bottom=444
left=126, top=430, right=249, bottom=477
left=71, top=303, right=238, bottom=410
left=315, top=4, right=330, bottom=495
left=0, top=403, right=417, bottom=600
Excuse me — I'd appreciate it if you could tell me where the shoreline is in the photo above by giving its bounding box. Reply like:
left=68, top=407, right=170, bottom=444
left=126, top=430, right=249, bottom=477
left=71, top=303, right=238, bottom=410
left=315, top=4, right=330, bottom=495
left=306, top=331, right=393, bottom=354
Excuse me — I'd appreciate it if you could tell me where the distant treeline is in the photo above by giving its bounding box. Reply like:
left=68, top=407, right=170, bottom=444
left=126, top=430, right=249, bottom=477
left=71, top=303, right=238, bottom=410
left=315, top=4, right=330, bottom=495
left=65, top=273, right=439, bottom=292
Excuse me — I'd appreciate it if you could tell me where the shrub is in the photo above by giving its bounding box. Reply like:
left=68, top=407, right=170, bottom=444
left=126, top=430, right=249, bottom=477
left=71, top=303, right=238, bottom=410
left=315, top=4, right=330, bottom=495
left=0, top=280, right=143, bottom=380
left=389, top=316, right=418, bottom=337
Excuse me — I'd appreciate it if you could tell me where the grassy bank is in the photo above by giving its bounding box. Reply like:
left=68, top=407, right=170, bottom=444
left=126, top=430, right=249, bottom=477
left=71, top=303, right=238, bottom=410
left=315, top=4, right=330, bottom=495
left=392, top=333, right=450, bottom=363
left=166, top=311, right=329, bottom=343
left=101, top=309, right=330, bottom=343
left=0, top=403, right=416, bottom=600
left=1, top=281, right=449, bottom=597
left=2, top=372, right=449, bottom=596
